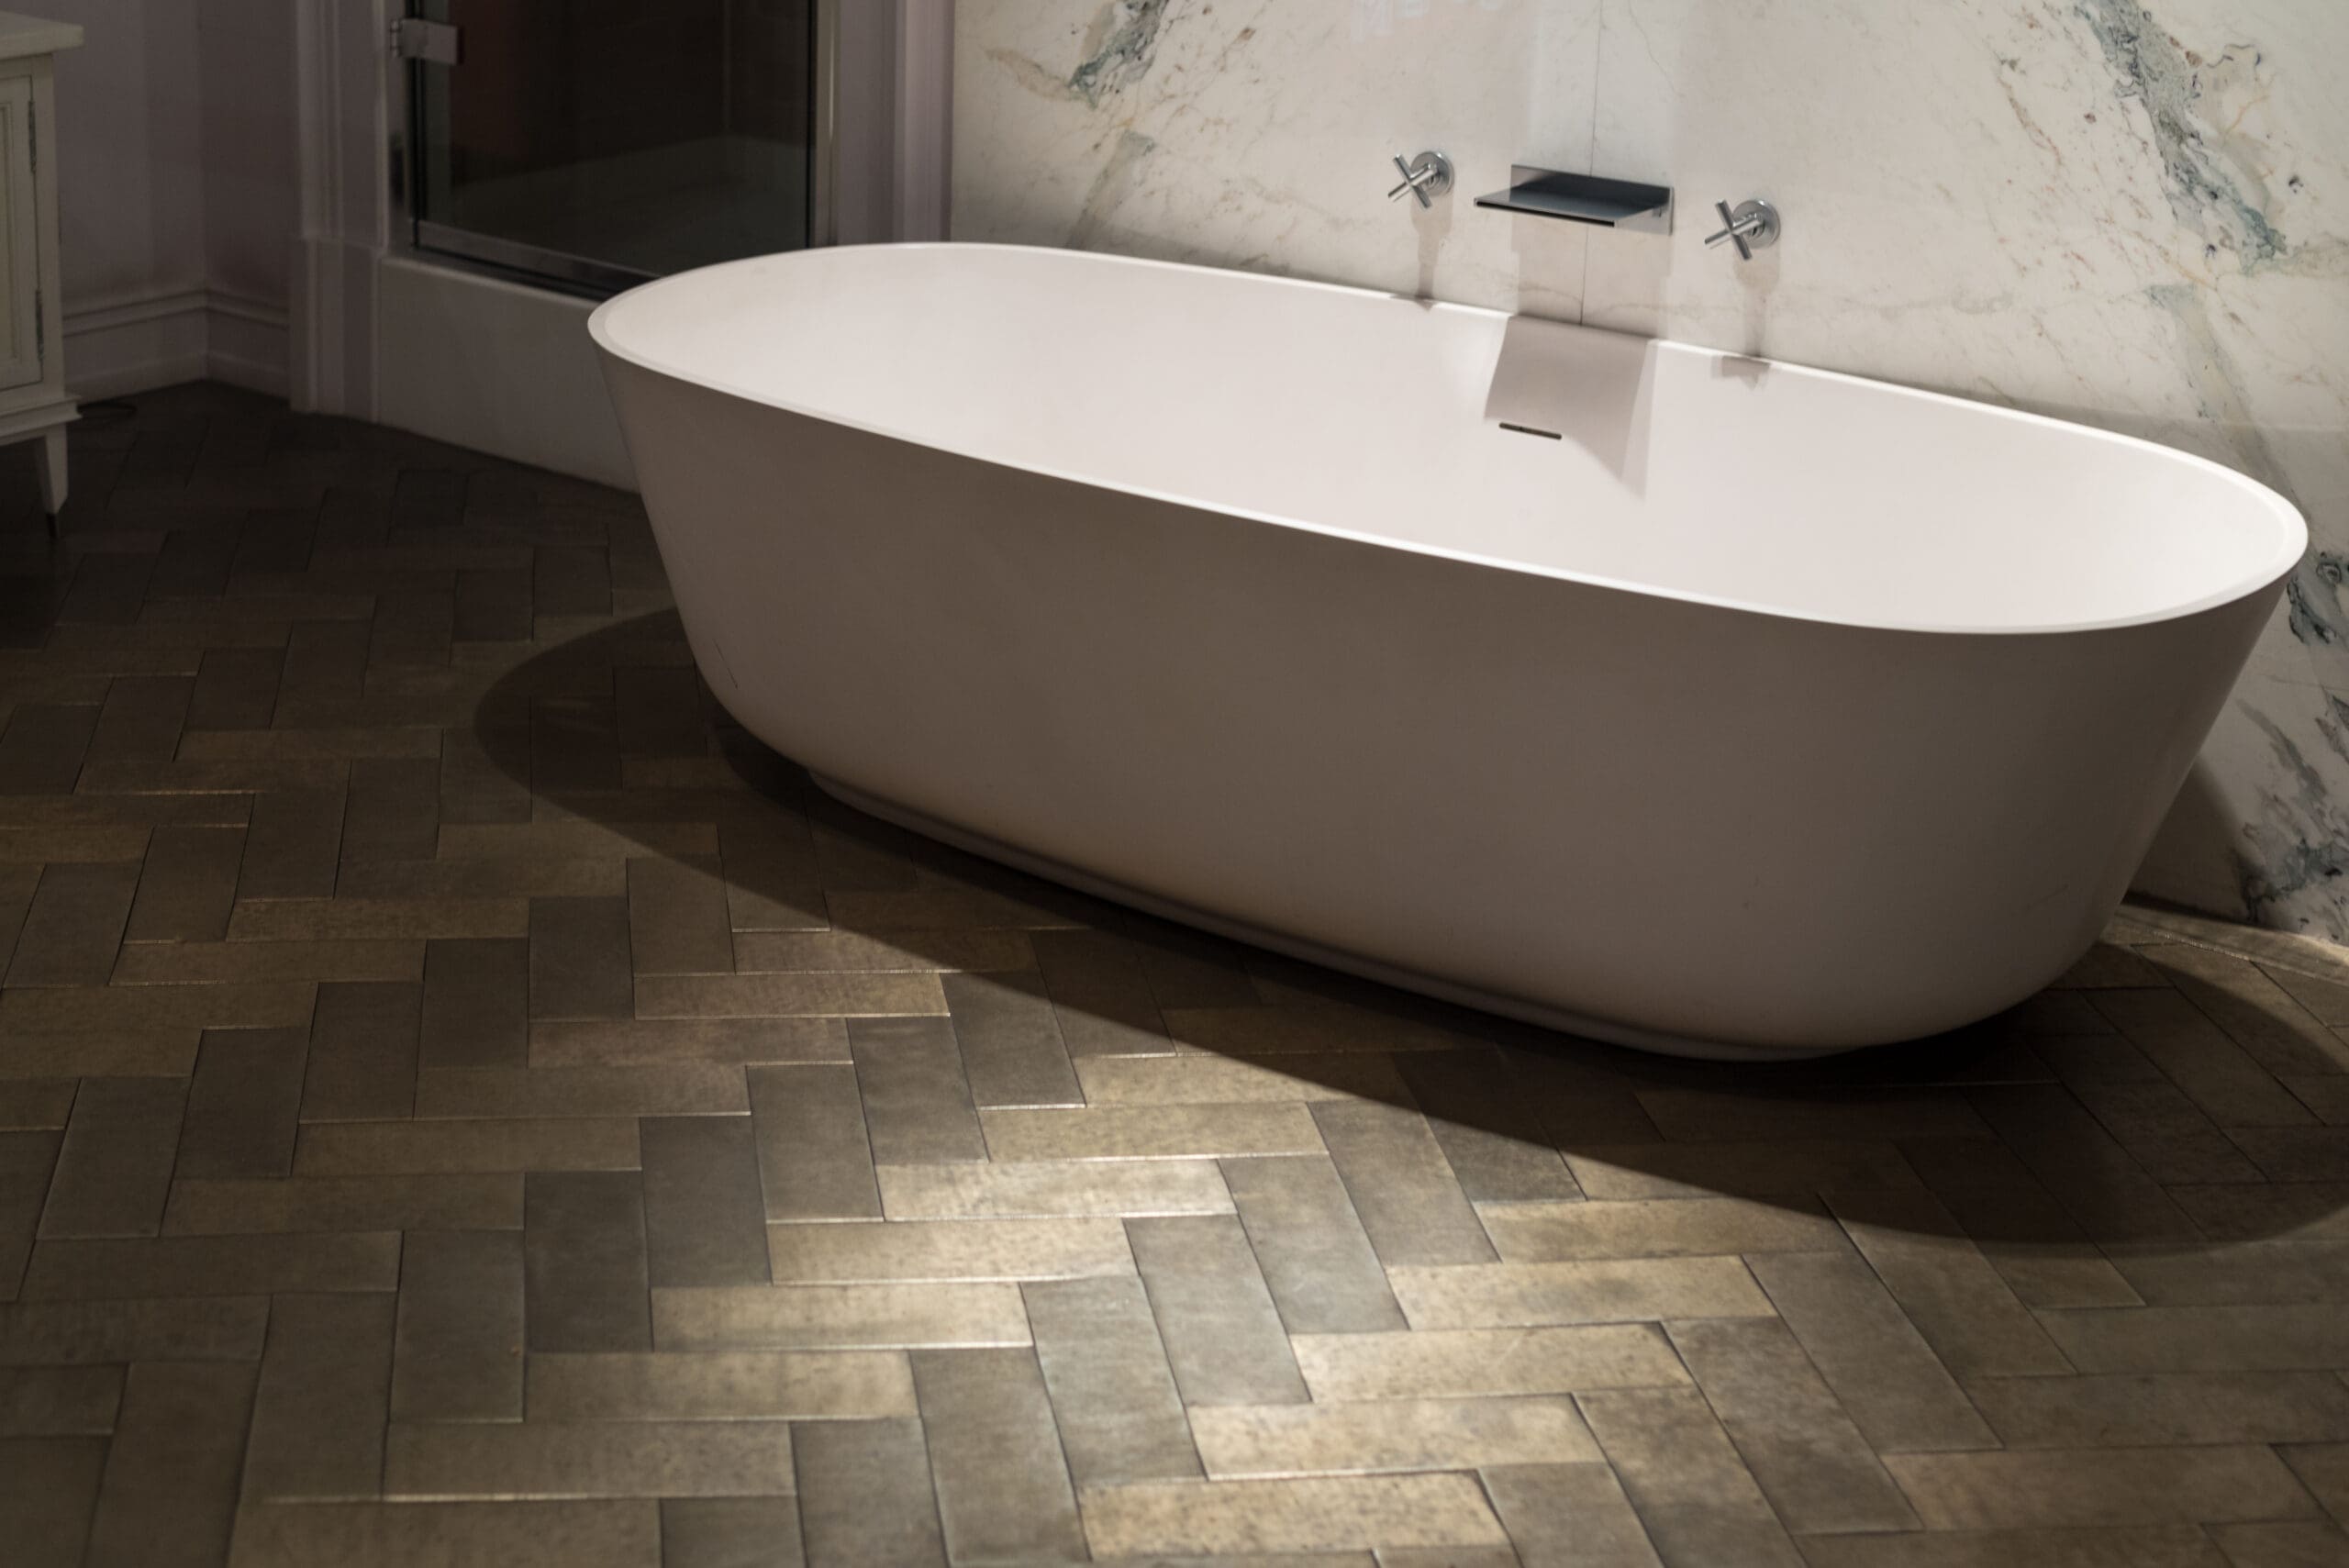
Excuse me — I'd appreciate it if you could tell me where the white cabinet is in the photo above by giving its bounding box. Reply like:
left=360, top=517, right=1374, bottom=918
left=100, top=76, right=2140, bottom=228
left=0, top=12, right=80, bottom=524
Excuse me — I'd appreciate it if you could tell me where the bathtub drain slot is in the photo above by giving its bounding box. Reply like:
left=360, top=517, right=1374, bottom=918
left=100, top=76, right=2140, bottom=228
left=1499, top=422, right=1564, bottom=441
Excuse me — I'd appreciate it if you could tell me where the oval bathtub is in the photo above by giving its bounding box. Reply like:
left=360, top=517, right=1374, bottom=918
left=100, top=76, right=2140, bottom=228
left=589, top=243, right=2304, bottom=1059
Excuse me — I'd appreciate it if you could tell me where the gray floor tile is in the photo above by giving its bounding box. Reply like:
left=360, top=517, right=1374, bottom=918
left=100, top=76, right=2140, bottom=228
left=166, top=1172, right=520, bottom=1234
left=1576, top=1385, right=1807, bottom=1567
left=1667, top=1316, right=1920, bottom=1532
left=1387, top=1256, right=1772, bottom=1329
left=0, top=1364, right=123, bottom=1435
left=125, top=823, right=245, bottom=940
left=393, top=1229, right=525, bottom=1420
left=0, top=1434, right=108, bottom=1568
left=0, top=1129, right=57, bottom=1296
left=652, top=1282, right=1031, bottom=1351
left=1311, top=1100, right=1497, bottom=1267
left=641, top=1113, right=771, bottom=1286
left=941, top=968, right=1084, bottom=1107
left=1396, top=1050, right=1583, bottom=1202
left=243, top=1290, right=395, bottom=1500
left=1222, top=1153, right=1408, bottom=1333
left=769, top=1216, right=1131, bottom=1282
left=238, top=787, right=346, bottom=899
left=1128, top=1214, right=1308, bottom=1407
left=1792, top=1524, right=2229, bottom=1566
left=384, top=1418, right=794, bottom=1498
left=302, top=979, right=422, bottom=1120
left=39, top=1076, right=185, bottom=1239
left=0, top=1295, right=268, bottom=1363
left=176, top=1026, right=307, bottom=1180
left=296, top=1116, right=640, bottom=1174
left=1748, top=1249, right=1998, bottom=1451
left=847, top=1016, right=987, bottom=1164
left=2037, top=1304, right=2349, bottom=1373
left=529, top=896, right=634, bottom=1020
left=526, top=1349, right=915, bottom=1421
left=85, top=674, right=191, bottom=763
left=1479, top=1195, right=1843, bottom=1261
left=791, top=1418, right=947, bottom=1568
left=18, top=1230, right=401, bottom=1299
left=184, top=647, right=284, bottom=730
left=1882, top=1446, right=2321, bottom=1529
left=1968, top=1370, right=2349, bottom=1447
left=1030, top=928, right=1174, bottom=1056
left=1292, top=1323, right=1687, bottom=1402
left=1077, top=1473, right=1510, bottom=1556
left=1825, top=1186, right=2073, bottom=1376
left=6, top=861, right=139, bottom=986
left=1966, top=1084, right=2201, bottom=1245
left=2205, top=1521, right=2349, bottom=1568
left=1025, top=1273, right=1202, bottom=1486
left=876, top=1156, right=1232, bottom=1218
left=341, top=755, right=441, bottom=862
left=526, top=1171, right=651, bottom=1351
left=751, top=1063, right=882, bottom=1221
left=627, top=854, right=734, bottom=975
left=983, top=1102, right=1325, bottom=1162
left=1481, top=1462, right=1661, bottom=1567
left=0, top=1079, right=74, bottom=1132
left=1192, top=1395, right=1599, bottom=1476
left=83, top=1360, right=258, bottom=1568
left=913, top=1346, right=1088, bottom=1562
left=0, top=704, right=99, bottom=795
left=420, top=936, right=529, bottom=1068
left=533, top=1016, right=849, bottom=1066
left=662, top=1496, right=806, bottom=1568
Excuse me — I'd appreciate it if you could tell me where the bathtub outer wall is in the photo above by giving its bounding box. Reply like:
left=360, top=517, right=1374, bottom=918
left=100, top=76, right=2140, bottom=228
left=598, top=355, right=2281, bottom=1054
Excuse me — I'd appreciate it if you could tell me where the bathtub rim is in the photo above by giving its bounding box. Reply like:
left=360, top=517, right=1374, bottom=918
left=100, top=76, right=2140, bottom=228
left=587, top=240, right=2308, bottom=641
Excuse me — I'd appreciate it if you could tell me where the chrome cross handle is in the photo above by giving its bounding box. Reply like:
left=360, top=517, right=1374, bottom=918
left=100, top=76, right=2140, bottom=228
left=1704, top=198, right=1781, bottom=261
left=1387, top=151, right=1455, bottom=209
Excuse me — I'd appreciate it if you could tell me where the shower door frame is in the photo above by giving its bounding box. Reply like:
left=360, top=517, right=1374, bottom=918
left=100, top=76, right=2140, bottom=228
left=386, top=0, right=841, bottom=297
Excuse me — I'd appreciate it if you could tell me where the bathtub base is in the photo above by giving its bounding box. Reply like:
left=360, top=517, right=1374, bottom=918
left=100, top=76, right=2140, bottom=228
left=809, top=773, right=1855, bottom=1064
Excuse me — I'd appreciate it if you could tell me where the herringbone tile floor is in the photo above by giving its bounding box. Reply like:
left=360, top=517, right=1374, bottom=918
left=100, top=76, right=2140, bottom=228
left=3, top=383, right=2349, bottom=1567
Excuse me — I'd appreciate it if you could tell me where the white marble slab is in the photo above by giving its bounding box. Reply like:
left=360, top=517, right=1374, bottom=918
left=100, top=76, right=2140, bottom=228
left=954, top=0, right=1606, bottom=320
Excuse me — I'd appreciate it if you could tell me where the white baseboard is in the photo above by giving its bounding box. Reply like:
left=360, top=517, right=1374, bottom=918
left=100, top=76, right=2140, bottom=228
left=204, top=293, right=294, bottom=398
left=62, top=286, right=292, bottom=400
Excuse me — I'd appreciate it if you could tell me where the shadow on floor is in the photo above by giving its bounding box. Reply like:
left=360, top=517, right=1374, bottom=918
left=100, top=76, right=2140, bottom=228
left=481, top=616, right=2349, bottom=1254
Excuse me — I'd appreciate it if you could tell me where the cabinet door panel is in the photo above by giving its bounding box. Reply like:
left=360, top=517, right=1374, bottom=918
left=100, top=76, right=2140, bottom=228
left=0, top=74, right=39, bottom=393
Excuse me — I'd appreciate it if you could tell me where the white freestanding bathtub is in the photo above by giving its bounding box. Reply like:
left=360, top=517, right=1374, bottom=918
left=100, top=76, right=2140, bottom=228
left=590, top=243, right=2304, bottom=1059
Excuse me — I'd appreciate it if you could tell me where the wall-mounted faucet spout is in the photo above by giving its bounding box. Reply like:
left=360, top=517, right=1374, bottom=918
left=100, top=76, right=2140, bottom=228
left=1474, top=167, right=1673, bottom=233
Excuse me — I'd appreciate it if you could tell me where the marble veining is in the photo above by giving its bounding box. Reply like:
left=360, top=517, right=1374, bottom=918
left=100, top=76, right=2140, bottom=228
left=1068, top=0, right=1175, bottom=106
left=2076, top=0, right=2288, bottom=269
left=955, top=0, right=2349, bottom=944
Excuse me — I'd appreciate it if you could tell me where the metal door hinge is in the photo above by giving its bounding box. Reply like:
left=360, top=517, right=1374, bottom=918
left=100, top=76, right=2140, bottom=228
left=35, top=289, right=44, bottom=357
left=26, top=106, right=32, bottom=173
left=390, top=17, right=461, bottom=65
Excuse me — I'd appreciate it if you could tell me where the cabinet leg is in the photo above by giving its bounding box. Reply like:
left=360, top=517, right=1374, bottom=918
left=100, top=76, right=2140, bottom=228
left=34, top=427, right=67, bottom=533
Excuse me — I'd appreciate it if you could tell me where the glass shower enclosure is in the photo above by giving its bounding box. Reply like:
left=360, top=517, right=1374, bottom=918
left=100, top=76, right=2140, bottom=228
left=393, top=0, right=829, bottom=295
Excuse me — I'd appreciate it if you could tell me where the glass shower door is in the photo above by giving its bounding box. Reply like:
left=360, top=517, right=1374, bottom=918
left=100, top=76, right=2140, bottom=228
left=399, top=0, right=821, bottom=295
